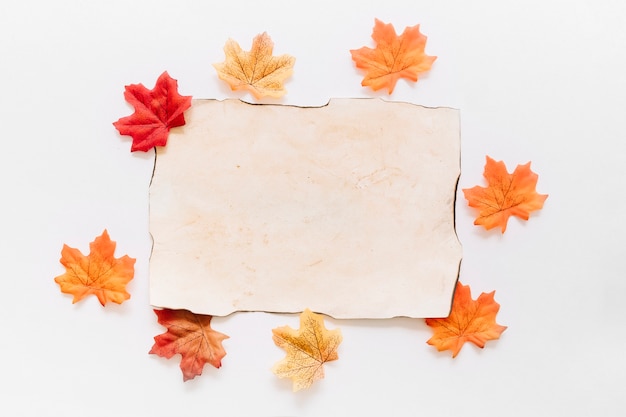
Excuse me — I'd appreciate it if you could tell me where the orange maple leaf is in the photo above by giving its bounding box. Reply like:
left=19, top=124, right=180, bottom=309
left=272, top=308, right=343, bottom=391
left=54, top=230, right=135, bottom=306
left=463, top=156, right=548, bottom=233
left=149, top=309, right=229, bottom=381
left=213, top=32, right=295, bottom=99
left=425, top=282, right=507, bottom=358
left=350, top=19, right=437, bottom=93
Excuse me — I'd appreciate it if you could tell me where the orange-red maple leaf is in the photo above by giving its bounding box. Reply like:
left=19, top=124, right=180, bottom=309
left=213, top=32, right=295, bottom=99
left=149, top=309, right=229, bottom=381
left=350, top=19, right=436, bottom=93
left=272, top=308, right=342, bottom=391
left=463, top=156, right=548, bottom=233
left=425, top=282, right=507, bottom=358
left=113, top=71, right=192, bottom=152
left=54, top=230, right=135, bottom=306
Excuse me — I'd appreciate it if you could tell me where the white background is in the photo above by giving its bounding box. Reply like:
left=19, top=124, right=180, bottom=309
left=1, top=1, right=625, bottom=416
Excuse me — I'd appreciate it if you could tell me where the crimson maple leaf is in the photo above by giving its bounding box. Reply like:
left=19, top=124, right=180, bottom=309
left=113, top=71, right=192, bottom=152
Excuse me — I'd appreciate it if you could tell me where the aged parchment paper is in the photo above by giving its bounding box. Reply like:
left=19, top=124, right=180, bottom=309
left=149, top=99, right=462, bottom=318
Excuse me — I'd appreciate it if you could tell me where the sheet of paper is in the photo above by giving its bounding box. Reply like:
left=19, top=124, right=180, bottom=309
left=149, top=98, right=462, bottom=319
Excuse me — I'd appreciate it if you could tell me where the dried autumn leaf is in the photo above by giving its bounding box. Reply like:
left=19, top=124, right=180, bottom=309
left=425, top=282, right=507, bottom=358
left=272, top=308, right=342, bottom=391
left=54, top=230, right=135, bottom=306
left=463, top=156, right=548, bottom=233
left=350, top=19, right=437, bottom=93
left=149, top=309, right=229, bottom=381
left=113, top=71, right=192, bottom=152
left=213, top=32, right=295, bottom=99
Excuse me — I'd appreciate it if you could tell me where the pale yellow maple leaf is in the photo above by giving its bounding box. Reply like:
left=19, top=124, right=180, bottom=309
left=272, top=308, right=342, bottom=391
left=213, top=32, right=295, bottom=99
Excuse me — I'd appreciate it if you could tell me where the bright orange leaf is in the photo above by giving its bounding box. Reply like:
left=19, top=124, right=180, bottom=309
left=272, top=308, right=342, bottom=391
left=425, top=282, right=507, bottom=358
left=463, top=156, right=548, bottom=233
left=54, top=230, right=135, bottom=306
left=213, top=32, right=295, bottom=99
left=149, top=309, right=229, bottom=381
left=350, top=19, right=437, bottom=93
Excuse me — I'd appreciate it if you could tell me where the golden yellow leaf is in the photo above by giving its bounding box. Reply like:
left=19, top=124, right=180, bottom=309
left=213, top=32, right=295, bottom=99
left=271, top=308, right=342, bottom=391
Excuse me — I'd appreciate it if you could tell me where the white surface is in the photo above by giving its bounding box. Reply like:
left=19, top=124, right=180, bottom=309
left=1, top=1, right=625, bottom=416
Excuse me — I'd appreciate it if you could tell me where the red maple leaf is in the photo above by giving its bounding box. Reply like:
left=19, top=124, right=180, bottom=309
left=113, top=71, right=192, bottom=152
left=149, top=309, right=229, bottom=381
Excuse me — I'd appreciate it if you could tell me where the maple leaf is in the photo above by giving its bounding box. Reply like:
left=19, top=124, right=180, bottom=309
left=271, top=308, right=342, bottom=391
left=149, top=309, right=229, bottom=381
left=113, top=71, right=192, bottom=152
left=54, top=230, right=135, bottom=306
left=213, top=32, right=295, bottom=99
left=350, top=19, right=437, bottom=94
left=463, top=156, right=548, bottom=233
left=425, top=282, right=507, bottom=358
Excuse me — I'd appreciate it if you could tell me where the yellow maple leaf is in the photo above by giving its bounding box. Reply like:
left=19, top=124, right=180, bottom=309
left=54, top=230, right=135, bottom=306
left=272, top=308, right=343, bottom=391
left=213, top=32, right=295, bottom=99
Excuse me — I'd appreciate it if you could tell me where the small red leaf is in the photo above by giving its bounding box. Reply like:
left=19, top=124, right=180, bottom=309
left=113, top=71, right=192, bottom=152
